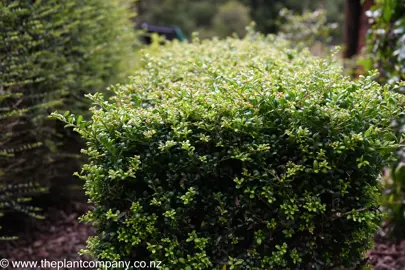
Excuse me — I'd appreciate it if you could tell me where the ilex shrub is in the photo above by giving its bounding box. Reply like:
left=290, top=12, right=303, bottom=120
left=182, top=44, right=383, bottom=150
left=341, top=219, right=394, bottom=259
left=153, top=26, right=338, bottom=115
left=0, top=0, right=136, bottom=237
left=55, top=33, right=403, bottom=269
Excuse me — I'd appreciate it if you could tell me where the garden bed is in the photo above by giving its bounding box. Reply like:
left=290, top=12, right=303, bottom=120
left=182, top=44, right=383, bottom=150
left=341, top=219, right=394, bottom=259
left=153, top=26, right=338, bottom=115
left=367, top=230, right=405, bottom=270
left=0, top=202, right=94, bottom=270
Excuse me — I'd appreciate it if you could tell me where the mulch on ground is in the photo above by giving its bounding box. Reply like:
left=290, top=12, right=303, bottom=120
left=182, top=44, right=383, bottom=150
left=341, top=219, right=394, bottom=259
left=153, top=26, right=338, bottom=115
left=367, top=229, right=405, bottom=270
left=0, top=202, right=95, bottom=270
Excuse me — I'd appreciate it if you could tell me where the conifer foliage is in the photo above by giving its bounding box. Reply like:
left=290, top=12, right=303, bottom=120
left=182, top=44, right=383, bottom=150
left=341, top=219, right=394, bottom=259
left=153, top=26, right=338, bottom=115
left=0, top=0, right=136, bottom=238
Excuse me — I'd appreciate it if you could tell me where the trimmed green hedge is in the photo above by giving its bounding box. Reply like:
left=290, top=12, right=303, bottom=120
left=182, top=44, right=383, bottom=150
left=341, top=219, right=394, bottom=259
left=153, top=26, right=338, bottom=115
left=56, top=33, right=402, bottom=269
left=0, top=0, right=136, bottom=237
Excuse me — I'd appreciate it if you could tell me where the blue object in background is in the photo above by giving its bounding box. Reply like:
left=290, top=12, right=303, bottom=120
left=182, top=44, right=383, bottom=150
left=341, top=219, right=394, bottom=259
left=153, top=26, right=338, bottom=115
left=139, top=23, right=185, bottom=44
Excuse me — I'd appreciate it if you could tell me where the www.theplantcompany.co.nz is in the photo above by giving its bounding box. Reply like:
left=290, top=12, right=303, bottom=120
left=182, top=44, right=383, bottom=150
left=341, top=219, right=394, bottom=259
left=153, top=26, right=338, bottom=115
left=0, top=258, right=162, bottom=269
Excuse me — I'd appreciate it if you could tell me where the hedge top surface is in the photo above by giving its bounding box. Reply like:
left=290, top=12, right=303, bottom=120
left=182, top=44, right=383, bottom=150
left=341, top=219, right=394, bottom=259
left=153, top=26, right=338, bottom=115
left=58, top=33, right=404, bottom=269
left=89, top=35, right=397, bottom=145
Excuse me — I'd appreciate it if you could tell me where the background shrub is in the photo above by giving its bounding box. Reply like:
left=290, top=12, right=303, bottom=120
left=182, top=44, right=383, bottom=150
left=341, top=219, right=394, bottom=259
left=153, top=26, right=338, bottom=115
left=0, top=0, right=136, bottom=237
left=135, top=0, right=345, bottom=42
left=363, top=0, right=405, bottom=85
left=363, top=0, right=405, bottom=240
left=277, top=8, right=338, bottom=51
left=56, top=33, right=402, bottom=269
left=212, top=1, right=251, bottom=38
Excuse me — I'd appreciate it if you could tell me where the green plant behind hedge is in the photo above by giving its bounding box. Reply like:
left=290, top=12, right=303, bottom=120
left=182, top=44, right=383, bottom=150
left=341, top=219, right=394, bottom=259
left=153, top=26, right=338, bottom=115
left=363, top=0, right=405, bottom=240
left=55, top=33, right=402, bottom=269
left=363, top=0, right=405, bottom=84
left=0, top=89, right=46, bottom=240
left=0, top=0, right=136, bottom=238
left=277, top=8, right=338, bottom=50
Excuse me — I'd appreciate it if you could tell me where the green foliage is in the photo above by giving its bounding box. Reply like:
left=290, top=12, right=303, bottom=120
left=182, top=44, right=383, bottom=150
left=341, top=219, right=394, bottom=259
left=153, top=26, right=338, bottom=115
left=136, top=0, right=344, bottom=40
left=136, top=0, right=211, bottom=38
left=240, top=0, right=344, bottom=38
left=364, top=0, right=405, bottom=84
left=381, top=81, right=405, bottom=240
left=364, top=0, right=405, bottom=240
left=383, top=147, right=405, bottom=239
left=277, top=8, right=338, bottom=49
left=212, top=1, right=251, bottom=38
left=54, top=32, right=402, bottom=269
left=0, top=0, right=136, bottom=238
left=136, top=0, right=249, bottom=39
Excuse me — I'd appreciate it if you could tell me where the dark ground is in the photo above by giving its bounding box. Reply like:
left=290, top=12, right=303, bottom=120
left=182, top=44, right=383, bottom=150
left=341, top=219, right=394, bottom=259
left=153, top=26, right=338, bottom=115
left=0, top=201, right=95, bottom=270
left=367, top=232, right=405, bottom=270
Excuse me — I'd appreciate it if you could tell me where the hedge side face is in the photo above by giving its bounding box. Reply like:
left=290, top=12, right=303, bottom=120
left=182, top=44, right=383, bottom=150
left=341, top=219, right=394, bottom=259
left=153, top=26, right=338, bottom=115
left=60, top=34, right=402, bottom=269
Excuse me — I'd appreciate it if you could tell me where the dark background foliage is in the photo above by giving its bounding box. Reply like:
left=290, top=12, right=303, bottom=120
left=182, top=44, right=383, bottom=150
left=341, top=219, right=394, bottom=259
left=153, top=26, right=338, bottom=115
left=135, top=0, right=344, bottom=41
left=0, top=0, right=136, bottom=238
left=364, top=0, right=405, bottom=240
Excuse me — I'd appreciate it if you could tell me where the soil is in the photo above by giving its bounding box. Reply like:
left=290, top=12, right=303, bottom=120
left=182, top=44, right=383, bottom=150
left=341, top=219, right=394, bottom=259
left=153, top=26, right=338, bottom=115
left=367, top=232, right=405, bottom=270
left=0, top=202, right=95, bottom=270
